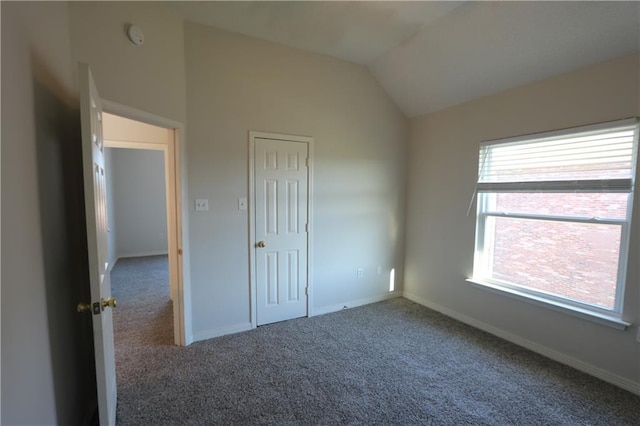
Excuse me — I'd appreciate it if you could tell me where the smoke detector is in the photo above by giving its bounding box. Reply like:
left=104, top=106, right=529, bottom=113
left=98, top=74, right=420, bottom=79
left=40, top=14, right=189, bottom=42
left=126, top=25, right=144, bottom=47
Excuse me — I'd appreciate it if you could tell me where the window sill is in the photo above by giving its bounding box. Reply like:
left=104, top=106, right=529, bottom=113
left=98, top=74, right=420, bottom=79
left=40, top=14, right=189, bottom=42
left=466, top=278, right=631, bottom=331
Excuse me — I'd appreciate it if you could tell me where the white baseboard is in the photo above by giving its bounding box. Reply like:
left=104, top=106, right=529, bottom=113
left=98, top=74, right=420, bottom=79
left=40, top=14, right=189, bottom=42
left=117, top=251, right=169, bottom=259
left=107, top=257, right=118, bottom=273
left=192, top=322, right=253, bottom=343
left=108, top=252, right=168, bottom=274
left=403, top=291, right=640, bottom=396
left=312, top=291, right=402, bottom=317
left=190, top=293, right=402, bottom=343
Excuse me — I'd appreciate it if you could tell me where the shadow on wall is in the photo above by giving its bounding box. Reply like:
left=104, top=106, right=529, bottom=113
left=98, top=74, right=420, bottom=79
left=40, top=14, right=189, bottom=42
left=33, top=68, right=98, bottom=424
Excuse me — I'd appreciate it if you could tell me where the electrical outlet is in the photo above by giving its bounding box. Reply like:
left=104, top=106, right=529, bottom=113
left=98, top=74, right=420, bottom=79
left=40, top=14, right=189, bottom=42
left=357, top=268, right=364, bottom=278
left=195, top=199, right=209, bottom=211
left=238, top=197, right=247, bottom=211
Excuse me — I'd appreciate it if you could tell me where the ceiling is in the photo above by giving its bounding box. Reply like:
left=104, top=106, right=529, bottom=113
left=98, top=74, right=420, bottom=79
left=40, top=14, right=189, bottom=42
left=167, top=1, right=640, bottom=118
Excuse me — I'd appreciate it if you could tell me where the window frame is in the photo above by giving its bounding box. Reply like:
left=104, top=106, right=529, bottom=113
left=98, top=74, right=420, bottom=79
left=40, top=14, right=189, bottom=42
left=469, top=118, right=639, bottom=328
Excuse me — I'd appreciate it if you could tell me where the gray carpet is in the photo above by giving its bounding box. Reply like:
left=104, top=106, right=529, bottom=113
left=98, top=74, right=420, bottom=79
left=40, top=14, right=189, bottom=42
left=112, top=256, right=640, bottom=425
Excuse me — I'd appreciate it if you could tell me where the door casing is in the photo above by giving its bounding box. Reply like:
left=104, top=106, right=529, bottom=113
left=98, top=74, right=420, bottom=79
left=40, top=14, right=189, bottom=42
left=102, top=99, right=191, bottom=346
left=248, top=131, right=314, bottom=327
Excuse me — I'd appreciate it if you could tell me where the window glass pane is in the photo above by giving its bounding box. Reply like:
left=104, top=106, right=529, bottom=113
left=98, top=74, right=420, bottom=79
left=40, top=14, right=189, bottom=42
left=483, top=216, right=621, bottom=309
left=487, top=192, right=629, bottom=220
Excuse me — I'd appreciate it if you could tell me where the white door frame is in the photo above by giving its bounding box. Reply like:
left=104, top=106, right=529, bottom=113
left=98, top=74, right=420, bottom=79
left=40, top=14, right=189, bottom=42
left=248, top=131, right=314, bottom=327
left=102, top=99, right=191, bottom=346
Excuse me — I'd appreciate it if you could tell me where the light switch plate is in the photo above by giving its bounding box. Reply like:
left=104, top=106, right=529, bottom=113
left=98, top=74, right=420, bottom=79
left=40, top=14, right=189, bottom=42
left=238, top=197, right=247, bottom=211
left=195, top=199, right=209, bottom=211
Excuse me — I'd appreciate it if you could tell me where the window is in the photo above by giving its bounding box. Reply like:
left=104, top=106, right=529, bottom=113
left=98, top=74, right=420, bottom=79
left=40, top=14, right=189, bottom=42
left=470, top=119, right=639, bottom=325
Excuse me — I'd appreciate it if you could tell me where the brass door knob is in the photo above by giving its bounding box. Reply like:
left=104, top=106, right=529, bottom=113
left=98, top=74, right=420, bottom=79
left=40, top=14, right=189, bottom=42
left=257, top=241, right=266, bottom=248
left=77, top=302, right=92, bottom=313
left=101, top=297, right=117, bottom=310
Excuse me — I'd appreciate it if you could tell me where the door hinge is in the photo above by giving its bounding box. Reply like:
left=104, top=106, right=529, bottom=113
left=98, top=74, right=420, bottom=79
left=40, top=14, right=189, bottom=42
left=305, top=223, right=308, bottom=233
left=305, top=158, right=309, bottom=167
left=305, top=287, right=308, bottom=296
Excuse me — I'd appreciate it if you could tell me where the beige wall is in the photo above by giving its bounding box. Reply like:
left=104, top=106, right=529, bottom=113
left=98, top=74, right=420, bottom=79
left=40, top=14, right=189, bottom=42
left=104, top=113, right=173, bottom=145
left=1, top=1, right=94, bottom=424
left=5, top=6, right=636, bottom=422
left=404, top=54, right=640, bottom=388
left=69, top=1, right=187, bottom=122
left=185, top=23, right=407, bottom=338
left=103, top=114, right=171, bottom=263
left=2, top=3, right=190, bottom=422
left=68, top=0, right=194, bottom=341
left=67, top=3, right=407, bottom=342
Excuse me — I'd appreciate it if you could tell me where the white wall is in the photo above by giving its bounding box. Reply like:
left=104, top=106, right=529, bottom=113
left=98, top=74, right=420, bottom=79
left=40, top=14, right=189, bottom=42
left=1, top=1, right=95, bottom=424
left=404, top=54, right=640, bottom=390
left=185, top=23, right=407, bottom=338
left=107, top=148, right=168, bottom=258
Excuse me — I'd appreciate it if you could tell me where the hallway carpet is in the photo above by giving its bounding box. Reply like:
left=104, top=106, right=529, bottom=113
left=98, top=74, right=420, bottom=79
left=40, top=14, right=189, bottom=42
left=112, top=256, right=640, bottom=425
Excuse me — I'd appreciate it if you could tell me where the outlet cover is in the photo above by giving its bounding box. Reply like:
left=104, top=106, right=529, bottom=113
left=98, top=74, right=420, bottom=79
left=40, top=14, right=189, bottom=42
left=195, top=199, right=209, bottom=211
left=357, top=268, right=364, bottom=278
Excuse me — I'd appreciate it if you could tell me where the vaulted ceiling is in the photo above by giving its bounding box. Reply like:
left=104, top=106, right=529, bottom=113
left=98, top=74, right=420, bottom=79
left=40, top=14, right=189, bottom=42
left=167, top=1, right=640, bottom=117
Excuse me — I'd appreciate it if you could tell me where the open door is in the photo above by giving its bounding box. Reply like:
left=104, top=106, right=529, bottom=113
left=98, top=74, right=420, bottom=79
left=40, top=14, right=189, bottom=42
left=79, top=63, right=117, bottom=426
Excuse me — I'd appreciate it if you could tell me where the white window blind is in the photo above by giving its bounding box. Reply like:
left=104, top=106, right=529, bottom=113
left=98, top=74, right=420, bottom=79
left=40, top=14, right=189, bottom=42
left=477, top=120, right=638, bottom=193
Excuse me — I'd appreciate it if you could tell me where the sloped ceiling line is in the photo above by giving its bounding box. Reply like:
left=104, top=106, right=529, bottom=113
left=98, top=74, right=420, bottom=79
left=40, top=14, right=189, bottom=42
left=167, top=1, right=640, bottom=118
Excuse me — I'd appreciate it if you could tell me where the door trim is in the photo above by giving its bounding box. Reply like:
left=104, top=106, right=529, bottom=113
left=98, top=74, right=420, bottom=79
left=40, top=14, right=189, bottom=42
left=102, top=99, right=191, bottom=346
left=248, top=131, right=314, bottom=327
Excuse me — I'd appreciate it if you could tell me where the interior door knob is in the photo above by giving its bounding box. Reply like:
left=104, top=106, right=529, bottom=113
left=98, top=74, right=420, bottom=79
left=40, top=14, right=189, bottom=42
left=101, top=297, right=117, bottom=310
left=77, top=302, right=92, bottom=313
left=257, top=241, right=266, bottom=248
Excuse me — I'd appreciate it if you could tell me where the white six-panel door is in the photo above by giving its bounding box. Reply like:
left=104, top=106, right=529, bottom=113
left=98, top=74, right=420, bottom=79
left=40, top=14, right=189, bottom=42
left=79, top=63, right=117, bottom=426
left=254, top=137, right=309, bottom=325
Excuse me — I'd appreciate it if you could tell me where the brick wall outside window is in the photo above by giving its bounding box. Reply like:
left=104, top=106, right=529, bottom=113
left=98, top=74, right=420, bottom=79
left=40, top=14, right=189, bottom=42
left=484, top=192, right=627, bottom=309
